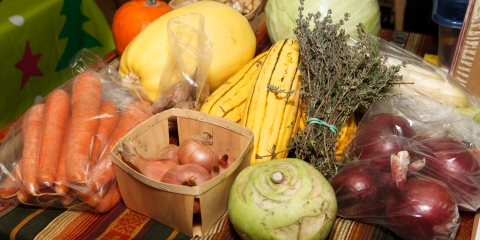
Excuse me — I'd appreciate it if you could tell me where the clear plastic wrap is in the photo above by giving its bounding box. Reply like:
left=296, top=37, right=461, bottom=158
left=0, top=49, right=154, bottom=213
left=151, top=12, right=213, bottom=114
left=332, top=96, right=480, bottom=239
left=378, top=37, right=480, bottom=109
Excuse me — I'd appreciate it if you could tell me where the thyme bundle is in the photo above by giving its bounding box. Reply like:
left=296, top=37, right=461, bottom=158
left=291, top=0, right=402, bottom=178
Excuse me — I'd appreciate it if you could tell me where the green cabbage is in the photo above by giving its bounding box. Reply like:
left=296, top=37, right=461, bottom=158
left=265, top=0, right=381, bottom=43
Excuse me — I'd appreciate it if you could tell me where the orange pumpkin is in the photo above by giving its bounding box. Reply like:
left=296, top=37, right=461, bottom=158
left=112, top=0, right=173, bottom=55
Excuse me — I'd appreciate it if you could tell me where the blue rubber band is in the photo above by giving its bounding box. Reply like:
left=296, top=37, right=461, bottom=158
left=306, top=118, right=338, bottom=135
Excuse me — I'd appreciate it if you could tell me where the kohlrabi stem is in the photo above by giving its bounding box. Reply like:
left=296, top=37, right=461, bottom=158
left=270, top=172, right=284, bottom=184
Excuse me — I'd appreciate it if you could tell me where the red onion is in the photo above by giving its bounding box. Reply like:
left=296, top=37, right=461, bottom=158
left=385, top=177, right=460, bottom=240
left=348, top=113, right=416, bottom=160
left=178, top=133, right=219, bottom=172
left=418, top=136, right=480, bottom=211
left=355, top=112, right=416, bottom=138
left=329, top=160, right=391, bottom=218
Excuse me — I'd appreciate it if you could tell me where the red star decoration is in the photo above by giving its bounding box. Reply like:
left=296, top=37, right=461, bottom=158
left=15, top=41, right=43, bottom=90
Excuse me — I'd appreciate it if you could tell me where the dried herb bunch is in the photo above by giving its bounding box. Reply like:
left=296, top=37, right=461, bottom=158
left=291, top=1, right=402, bottom=177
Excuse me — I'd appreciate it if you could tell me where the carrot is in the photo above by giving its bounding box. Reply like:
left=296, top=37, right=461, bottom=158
left=55, top=115, right=72, bottom=195
left=95, top=181, right=121, bottom=213
left=60, top=190, right=76, bottom=207
left=66, top=71, right=103, bottom=183
left=97, top=99, right=153, bottom=162
left=21, top=103, right=45, bottom=195
left=88, top=156, right=116, bottom=193
left=87, top=100, right=152, bottom=193
left=89, top=100, right=119, bottom=165
left=75, top=188, right=102, bottom=209
left=37, top=89, right=70, bottom=187
left=0, top=161, right=22, bottom=199
left=16, top=189, right=32, bottom=203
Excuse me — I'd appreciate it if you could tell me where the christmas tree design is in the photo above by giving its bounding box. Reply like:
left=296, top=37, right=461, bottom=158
left=56, top=0, right=103, bottom=71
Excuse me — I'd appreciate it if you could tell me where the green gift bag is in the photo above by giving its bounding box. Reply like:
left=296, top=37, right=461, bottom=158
left=0, top=0, right=115, bottom=128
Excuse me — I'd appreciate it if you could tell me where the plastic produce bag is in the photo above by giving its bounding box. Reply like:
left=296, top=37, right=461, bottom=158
left=0, top=49, right=154, bottom=213
left=331, top=96, right=480, bottom=239
left=378, top=37, right=480, bottom=109
left=152, top=12, right=213, bottom=114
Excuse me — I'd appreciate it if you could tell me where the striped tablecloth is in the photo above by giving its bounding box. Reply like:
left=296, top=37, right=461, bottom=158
left=0, top=30, right=477, bottom=240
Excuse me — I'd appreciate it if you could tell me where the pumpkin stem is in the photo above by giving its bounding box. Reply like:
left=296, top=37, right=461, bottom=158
left=146, top=0, right=157, bottom=6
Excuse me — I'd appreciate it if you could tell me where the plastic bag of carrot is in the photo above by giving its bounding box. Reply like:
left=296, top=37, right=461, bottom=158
left=0, top=49, right=154, bottom=213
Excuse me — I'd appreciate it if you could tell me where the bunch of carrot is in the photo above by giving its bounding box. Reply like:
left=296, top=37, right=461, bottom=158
left=0, top=71, right=153, bottom=213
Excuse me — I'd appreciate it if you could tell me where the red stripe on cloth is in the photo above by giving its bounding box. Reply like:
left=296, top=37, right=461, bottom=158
left=96, top=209, right=151, bottom=240
left=73, top=202, right=126, bottom=239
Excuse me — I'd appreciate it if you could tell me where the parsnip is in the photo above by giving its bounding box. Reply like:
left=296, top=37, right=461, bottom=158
left=386, top=57, right=469, bottom=108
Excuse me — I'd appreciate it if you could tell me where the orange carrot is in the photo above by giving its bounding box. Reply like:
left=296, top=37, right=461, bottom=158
left=0, top=161, right=22, bottom=199
left=88, top=156, right=116, bottom=193
left=97, top=99, right=153, bottom=162
left=55, top=115, right=72, bottom=195
left=90, top=100, right=119, bottom=165
left=75, top=188, right=102, bottom=209
left=16, top=189, right=32, bottom=203
left=37, top=89, right=71, bottom=187
left=66, top=71, right=103, bottom=183
left=21, top=103, right=45, bottom=195
left=95, top=181, right=121, bottom=213
left=87, top=100, right=152, bottom=193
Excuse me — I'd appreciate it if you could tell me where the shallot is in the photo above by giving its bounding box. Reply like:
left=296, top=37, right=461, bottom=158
left=211, top=154, right=237, bottom=178
left=161, top=163, right=212, bottom=214
left=177, top=133, right=219, bottom=172
left=160, top=164, right=212, bottom=187
left=118, top=140, right=179, bottom=181
left=157, top=144, right=180, bottom=163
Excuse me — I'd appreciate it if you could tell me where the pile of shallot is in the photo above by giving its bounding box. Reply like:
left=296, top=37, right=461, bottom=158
left=331, top=97, right=480, bottom=240
left=118, top=132, right=236, bottom=214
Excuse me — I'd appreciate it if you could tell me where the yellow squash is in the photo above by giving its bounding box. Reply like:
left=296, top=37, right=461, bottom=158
left=241, top=39, right=303, bottom=164
left=119, top=1, right=256, bottom=101
left=199, top=51, right=267, bottom=123
left=335, top=114, right=357, bottom=161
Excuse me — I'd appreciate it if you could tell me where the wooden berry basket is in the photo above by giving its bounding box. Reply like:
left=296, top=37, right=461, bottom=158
left=110, top=108, right=254, bottom=237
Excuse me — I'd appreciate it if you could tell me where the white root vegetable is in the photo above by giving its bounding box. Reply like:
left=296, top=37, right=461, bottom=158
left=386, top=57, right=469, bottom=108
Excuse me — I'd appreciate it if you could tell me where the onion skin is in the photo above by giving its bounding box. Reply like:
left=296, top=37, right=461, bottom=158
left=228, top=158, right=337, bottom=240
left=160, top=164, right=212, bottom=187
left=385, top=177, right=460, bottom=240
left=157, top=144, right=179, bottom=163
left=419, top=136, right=480, bottom=211
left=330, top=161, right=391, bottom=219
left=136, top=159, right=180, bottom=181
left=161, top=164, right=211, bottom=214
left=119, top=140, right=179, bottom=181
left=349, top=113, right=416, bottom=160
left=178, top=137, right=219, bottom=172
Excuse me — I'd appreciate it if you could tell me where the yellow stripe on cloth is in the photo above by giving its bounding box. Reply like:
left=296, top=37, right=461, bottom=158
left=166, top=230, right=179, bottom=240
left=10, top=207, right=45, bottom=239
left=329, top=218, right=355, bottom=240
left=95, top=209, right=150, bottom=239
left=35, top=209, right=94, bottom=240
